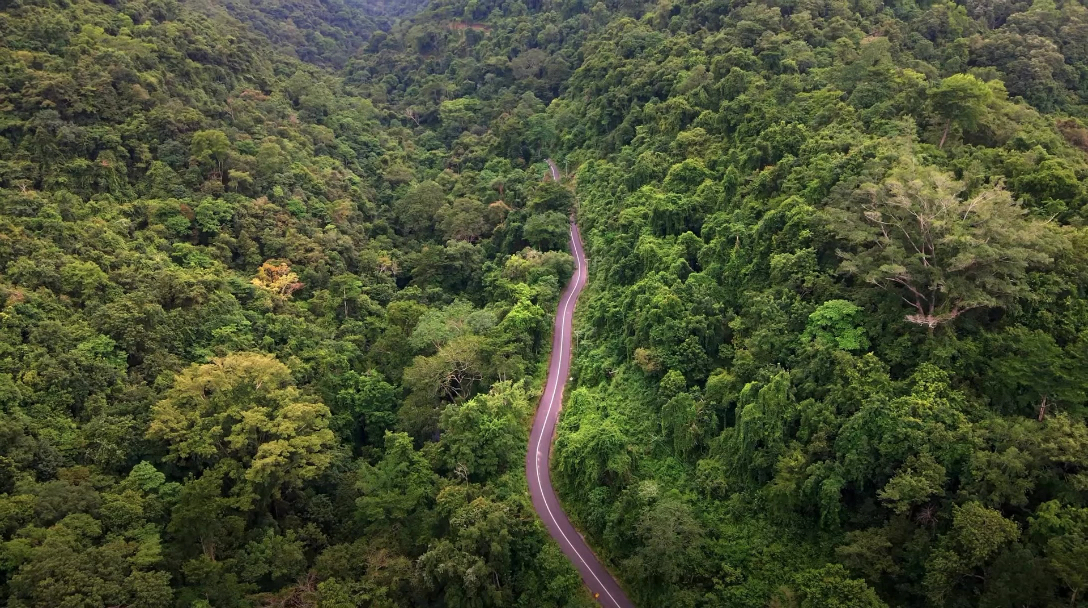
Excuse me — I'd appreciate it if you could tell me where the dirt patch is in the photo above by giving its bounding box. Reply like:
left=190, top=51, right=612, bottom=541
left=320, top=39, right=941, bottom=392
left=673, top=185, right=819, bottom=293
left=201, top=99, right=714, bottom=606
left=448, top=21, right=491, bottom=32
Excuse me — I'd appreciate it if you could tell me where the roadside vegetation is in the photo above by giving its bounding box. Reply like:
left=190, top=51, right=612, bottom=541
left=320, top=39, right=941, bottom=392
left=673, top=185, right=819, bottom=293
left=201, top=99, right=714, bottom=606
left=1, top=0, right=1088, bottom=606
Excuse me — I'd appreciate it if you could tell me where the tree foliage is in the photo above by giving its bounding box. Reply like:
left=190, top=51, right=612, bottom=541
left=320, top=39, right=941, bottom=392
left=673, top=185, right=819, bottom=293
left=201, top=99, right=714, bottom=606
left=3, top=0, right=1088, bottom=604
left=828, top=160, right=1058, bottom=329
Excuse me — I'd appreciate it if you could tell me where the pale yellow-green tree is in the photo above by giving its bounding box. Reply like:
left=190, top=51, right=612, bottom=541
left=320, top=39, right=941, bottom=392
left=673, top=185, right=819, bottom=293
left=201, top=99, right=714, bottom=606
left=828, top=158, right=1059, bottom=330
left=147, top=352, right=335, bottom=506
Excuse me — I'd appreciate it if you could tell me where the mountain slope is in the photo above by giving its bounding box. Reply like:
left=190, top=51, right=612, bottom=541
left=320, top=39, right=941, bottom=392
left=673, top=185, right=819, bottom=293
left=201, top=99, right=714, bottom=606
left=2, top=0, right=1088, bottom=606
left=0, top=0, right=592, bottom=606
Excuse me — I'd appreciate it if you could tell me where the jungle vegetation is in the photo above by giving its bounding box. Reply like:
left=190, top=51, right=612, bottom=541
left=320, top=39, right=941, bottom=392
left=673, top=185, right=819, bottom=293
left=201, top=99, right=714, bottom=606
left=2, top=0, right=1088, bottom=606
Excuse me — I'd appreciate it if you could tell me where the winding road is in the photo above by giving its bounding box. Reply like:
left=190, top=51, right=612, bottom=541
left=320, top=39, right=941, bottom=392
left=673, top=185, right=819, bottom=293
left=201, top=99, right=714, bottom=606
left=526, top=161, right=634, bottom=608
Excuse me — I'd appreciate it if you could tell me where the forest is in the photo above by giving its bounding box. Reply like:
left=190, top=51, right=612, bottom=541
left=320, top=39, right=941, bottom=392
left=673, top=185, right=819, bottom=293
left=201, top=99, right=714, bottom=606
left=1, top=0, right=1087, bottom=606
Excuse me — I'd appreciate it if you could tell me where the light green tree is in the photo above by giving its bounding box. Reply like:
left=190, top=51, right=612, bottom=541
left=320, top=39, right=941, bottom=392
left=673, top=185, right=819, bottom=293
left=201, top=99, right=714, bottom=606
left=147, top=352, right=336, bottom=505
left=928, top=74, right=994, bottom=148
left=802, top=300, right=869, bottom=351
left=828, top=159, right=1057, bottom=330
left=190, top=129, right=231, bottom=181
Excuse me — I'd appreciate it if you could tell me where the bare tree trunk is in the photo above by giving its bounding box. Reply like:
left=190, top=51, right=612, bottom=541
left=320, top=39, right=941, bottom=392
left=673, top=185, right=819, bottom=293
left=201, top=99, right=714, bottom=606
left=1038, top=394, right=1048, bottom=422
left=939, top=120, right=951, bottom=149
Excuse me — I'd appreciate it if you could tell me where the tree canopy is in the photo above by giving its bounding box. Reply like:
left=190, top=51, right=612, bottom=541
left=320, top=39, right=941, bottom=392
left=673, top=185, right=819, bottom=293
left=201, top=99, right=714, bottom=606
left=3, top=0, right=1088, bottom=605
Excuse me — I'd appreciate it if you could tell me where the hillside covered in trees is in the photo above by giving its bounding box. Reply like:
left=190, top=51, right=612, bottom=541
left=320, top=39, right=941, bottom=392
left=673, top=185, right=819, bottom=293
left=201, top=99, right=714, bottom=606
left=2, top=0, right=1088, bottom=606
left=0, top=0, right=587, bottom=606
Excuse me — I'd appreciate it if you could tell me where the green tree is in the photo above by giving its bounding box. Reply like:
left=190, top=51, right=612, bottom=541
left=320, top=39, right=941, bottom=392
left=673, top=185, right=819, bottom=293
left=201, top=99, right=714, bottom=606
left=1031, top=501, right=1088, bottom=606
left=439, top=381, right=529, bottom=480
left=792, top=564, right=888, bottom=608
left=439, top=97, right=481, bottom=135
left=6, top=514, right=173, bottom=608
left=828, top=159, right=1057, bottom=330
left=877, top=452, right=947, bottom=514
left=403, top=335, right=487, bottom=403
left=523, top=211, right=570, bottom=251
left=924, top=502, right=1020, bottom=604
left=394, top=181, right=446, bottom=236
left=236, top=529, right=307, bottom=589
left=724, top=372, right=798, bottom=487
left=356, top=432, right=438, bottom=550
left=417, top=495, right=516, bottom=608
left=147, top=353, right=336, bottom=505
left=190, top=130, right=231, bottom=183
left=623, top=492, right=705, bottom=598
left=437, top=197, right=491, bottom=242
left=327, top=370, right=398, bottom=447
left=802, top=300, right=869, bottom=351
left=928, top=74, right=994, bottom=148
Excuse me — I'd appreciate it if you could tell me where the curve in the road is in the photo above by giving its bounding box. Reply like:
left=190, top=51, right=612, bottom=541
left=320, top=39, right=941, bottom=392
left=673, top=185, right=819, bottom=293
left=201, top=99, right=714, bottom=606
left=527, top=161, right=634, bottom=608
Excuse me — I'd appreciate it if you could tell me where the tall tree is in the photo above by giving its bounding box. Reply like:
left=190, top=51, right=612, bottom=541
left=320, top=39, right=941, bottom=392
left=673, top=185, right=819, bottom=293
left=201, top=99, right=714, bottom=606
left=928, top=74, right=994, bottom=148
left=147, top=353, right=336, bottom=506
left=828, top=159, right=1058, bottom=329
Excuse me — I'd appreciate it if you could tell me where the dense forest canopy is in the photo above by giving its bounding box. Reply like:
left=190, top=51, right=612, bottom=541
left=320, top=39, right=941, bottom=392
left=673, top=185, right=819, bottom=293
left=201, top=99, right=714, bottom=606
left=1, top=0, right=1088, bottom=606
left=0, top=0, right=585, bottom=606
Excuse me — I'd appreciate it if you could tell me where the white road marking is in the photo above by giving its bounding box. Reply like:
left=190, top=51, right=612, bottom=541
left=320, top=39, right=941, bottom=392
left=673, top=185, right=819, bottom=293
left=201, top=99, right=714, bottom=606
left=531, top=225, right=623, bottom=608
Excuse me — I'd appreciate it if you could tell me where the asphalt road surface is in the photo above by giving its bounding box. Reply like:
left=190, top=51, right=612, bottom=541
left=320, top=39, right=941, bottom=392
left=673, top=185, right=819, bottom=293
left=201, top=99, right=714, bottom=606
left=526, top=161, right=635, bottom=608
left=547, top=158, right=561, bottom=181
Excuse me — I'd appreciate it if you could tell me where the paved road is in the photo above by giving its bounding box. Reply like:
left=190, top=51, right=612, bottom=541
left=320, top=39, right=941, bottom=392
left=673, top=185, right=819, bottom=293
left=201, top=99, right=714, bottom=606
left=526, top=161, right=635, bottom=608
left=547, top=158, right=561, bottom=181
